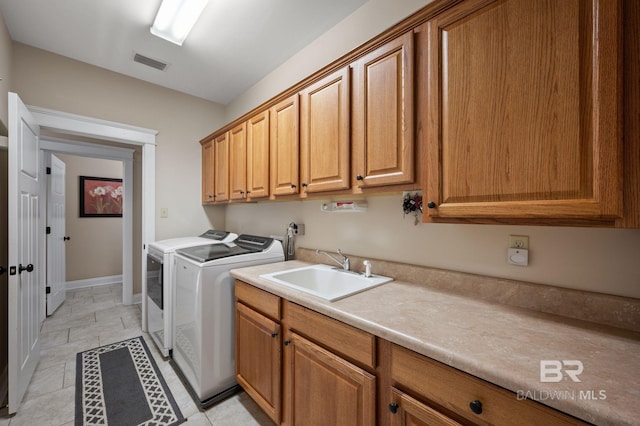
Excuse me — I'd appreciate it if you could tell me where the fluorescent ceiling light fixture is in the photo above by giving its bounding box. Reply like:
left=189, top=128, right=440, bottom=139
left=151, top=0, right=209, bottom=46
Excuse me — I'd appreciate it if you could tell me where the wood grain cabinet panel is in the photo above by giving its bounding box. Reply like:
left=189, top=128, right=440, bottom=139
left=213, top=132, right=230, bottom=203
left=424, top=0, right=622, bottom=222
left=201, top=139, right=215, bottom=204
left=229, top=122, right=247, bottom=200
left=300, top=66, right=351, bottom=193
left=247, top=110, right=270, bottom=199
left=352, top=31, right=415, bottom=188
left=287, top=332, right=376, bottom=426
left=235, top=302, right=281, bottom=424
left=390, top=344, right=585, bottom=426
left=389, top=388, right=462, bottom=426
left=270, top=94, right=300, bottom=196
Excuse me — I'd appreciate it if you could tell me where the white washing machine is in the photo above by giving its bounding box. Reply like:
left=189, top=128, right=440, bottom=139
left=172, top=235, right=284, bottom=407
left=146, top=230, right=237, bottom=357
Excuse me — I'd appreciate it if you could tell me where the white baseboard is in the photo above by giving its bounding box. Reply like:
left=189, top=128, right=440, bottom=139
left=65, top=275, right=123, bottom=290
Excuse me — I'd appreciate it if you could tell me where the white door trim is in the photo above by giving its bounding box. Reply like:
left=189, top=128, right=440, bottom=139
left=28, top=106, right=156, bottom=330
left=40, top=137, right=134, bottom=309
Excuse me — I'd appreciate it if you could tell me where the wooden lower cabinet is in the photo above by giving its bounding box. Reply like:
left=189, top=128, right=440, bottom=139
left=235, top=281, right=587, bottom=426
left=389, top=388, right=462, bottom=426
left=235, top=302, right=281, bottom=423
left=388, top=344, right=586, bottom=426
left=286, top=332, right=376, bottom=426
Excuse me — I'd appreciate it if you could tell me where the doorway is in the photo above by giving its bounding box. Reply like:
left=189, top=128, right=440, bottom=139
left=44, top=151, right=126, bottom=316
left=29, top=105, right=156, bottom=327
left=4, top=98, right=156, bottom=411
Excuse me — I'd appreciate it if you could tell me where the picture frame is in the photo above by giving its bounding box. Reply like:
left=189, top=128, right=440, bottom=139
left=79, top=176, right=123, bottom=217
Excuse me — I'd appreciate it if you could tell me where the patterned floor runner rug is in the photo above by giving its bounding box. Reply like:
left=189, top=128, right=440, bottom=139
left=75, top=336, right=185, bottom=426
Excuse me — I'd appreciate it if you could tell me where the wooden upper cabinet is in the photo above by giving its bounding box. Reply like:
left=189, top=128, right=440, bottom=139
left=247, top=110, right=270, bottom=199
left=352, top=31, right=414, bottom=188
left=270, top=94, right=300, bottom=196
left=424, top=0, right=623, bottom=222
left=201, top=139, right=215, bottom=204
left=229, top=122, right=247, bottom=201
left=300, top=66, right=351, bottom=193
left=213, top=131, right=230, bottom=203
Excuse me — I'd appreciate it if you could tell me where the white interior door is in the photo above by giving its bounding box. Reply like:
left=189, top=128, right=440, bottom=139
left=46, top=153, right=66, bottom=315
left=8, top=92, right=41, bottom=414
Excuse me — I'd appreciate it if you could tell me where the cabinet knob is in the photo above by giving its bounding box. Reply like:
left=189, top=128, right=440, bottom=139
left=271, top=332, right=278, bottom=338
left=19, top=264, right=34, bottom=274
left=469, top=400, right=483, bottom=415
left=284, top=340, right=291, bottom=346
left=290, top=184, right=296, bottom=189
left=63, top=236, right=71, bottom=241
left=356, top=175, right=363, bottom=181
left=427, top=201, right=437, bottom=209
left=301, top=182, right=308, bottom=188
left=388, top=402, right=399, bottom=414
left=246, top=190, right=251, bottom=195
left=240, top=190, right=244, bottom=195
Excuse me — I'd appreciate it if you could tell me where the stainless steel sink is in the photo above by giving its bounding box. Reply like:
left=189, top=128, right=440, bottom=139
left=260, top=264, right=393, bottom=301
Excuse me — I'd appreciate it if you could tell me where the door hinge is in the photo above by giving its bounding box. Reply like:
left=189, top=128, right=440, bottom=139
left=46, top=226, right=51, bottom=234
left=46, top=286, right=51, bottom=294
left=46, top=167, right=51, bottom=175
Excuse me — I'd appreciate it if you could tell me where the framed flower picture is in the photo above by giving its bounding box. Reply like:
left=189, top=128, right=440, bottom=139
left=79, top=176, right=123, bottom=217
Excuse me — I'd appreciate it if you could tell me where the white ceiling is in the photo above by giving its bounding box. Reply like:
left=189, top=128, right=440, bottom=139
left=0, top=0, right=366, bottom=105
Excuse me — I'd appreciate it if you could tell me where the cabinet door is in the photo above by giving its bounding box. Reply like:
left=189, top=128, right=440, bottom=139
left=229, top=122, right=247, bottom=201
left=287, top=332, right=376, bottom=426
left=300, top=66, right=351, bottom=193
left=352, top=31, right=414, bottom=188
left=270, top=94, right=300, bottom=196
left=425, top=0, right=622, bottom=222
left=389, top=388, right=462, bottom=426
left=201, top=140, right=215, bottom=204
left=247, top=110, right=270, bottom=199
left=236, top=302, right=281, bottom=424
left=213, top=132, right=230, bottom=202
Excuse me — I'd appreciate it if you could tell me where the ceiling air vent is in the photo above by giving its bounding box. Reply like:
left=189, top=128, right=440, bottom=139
left=133, top=53, right=168, bottom=71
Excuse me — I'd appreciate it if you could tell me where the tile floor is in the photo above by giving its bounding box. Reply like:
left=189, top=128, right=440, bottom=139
left=0, top=283, right=274, bottom=426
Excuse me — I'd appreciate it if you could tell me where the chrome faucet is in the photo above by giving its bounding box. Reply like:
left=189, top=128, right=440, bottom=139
left=316, top=249, right=350, bottom=271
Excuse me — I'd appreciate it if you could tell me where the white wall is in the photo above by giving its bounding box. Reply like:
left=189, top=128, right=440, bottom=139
left=224, top=0, right=640, bottom=299
left=11, top=43, right=227, bottom=241
left=226, top=196, right=640, bottom=299
left=0, top=7, right=12, bottom=132
left=225, top=0, right=433, bottom=122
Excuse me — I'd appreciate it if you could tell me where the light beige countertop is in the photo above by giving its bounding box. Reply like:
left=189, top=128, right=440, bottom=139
left=230, top=260, right=640, bottom=426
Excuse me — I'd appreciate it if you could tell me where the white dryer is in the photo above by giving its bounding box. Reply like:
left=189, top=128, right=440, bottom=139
left=172, top=235, right=284, bottom=407
left=146, top=230, right=237, bottom=357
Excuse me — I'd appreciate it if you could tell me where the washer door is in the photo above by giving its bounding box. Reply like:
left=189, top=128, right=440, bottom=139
left=146, top=253, right=163, bottom=309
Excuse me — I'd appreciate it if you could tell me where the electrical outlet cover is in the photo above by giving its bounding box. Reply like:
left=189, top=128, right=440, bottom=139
left=507, top=248, right=529, bottom=266
left=508, top=235, right=529, bottom=249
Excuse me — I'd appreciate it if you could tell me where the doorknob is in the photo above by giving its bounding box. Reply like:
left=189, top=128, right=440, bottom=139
left=0, top=266, right=6, bottom=275
left=63, top=236, right=71, bottom=241
left=18, top=264, right=34, bottom=274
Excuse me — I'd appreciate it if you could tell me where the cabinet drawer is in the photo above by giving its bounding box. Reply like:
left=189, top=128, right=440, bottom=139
left=284, top=301, right=376, bottom=370
left=391, top=344, right=584, bottom=426
left=235, top=280, right=281, bottom=320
